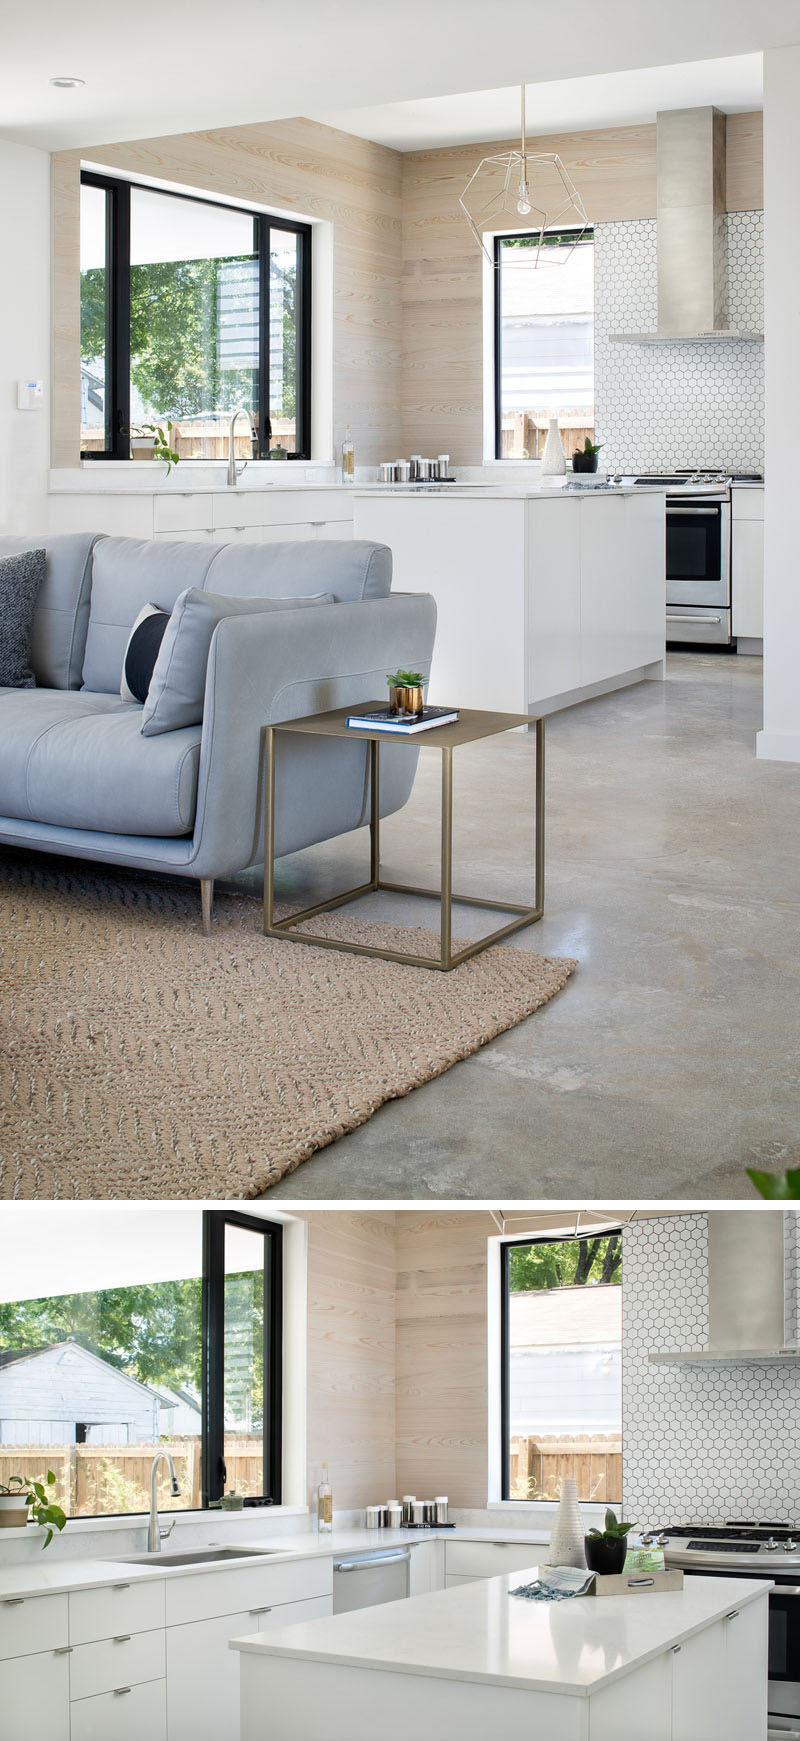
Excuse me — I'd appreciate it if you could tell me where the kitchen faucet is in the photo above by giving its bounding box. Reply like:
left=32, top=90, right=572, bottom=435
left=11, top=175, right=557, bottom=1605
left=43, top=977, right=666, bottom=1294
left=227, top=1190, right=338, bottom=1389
left=147, top=1451, right=181, bottom=1553
left=227, top=405, right=259, bottom=487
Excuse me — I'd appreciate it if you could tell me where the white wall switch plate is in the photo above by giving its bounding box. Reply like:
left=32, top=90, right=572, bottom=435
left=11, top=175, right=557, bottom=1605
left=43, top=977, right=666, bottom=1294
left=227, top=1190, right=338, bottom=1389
left=17, top=379, right=45, bottom=410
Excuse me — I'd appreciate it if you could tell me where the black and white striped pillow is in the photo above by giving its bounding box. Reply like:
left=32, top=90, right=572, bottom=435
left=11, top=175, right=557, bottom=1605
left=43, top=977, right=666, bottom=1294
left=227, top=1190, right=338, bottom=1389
left=120, top=603, right=170, bottom=704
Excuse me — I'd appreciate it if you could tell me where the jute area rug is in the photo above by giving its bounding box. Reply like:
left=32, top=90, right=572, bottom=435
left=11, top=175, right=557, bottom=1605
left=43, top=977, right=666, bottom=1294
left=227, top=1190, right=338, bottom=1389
left=0, top=857, right=575, bottom=1198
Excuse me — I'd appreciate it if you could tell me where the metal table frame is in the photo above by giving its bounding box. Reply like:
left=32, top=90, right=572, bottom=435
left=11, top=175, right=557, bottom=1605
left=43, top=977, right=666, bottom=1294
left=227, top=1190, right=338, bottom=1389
left=263, top=704, right=545, bottom=972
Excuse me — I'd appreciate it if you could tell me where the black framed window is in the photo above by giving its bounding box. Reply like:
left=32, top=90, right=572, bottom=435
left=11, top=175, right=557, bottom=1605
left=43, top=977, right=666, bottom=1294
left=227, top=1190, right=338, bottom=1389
left=494, top=228, right=594, bottom=461
left=80, top=171, right=311, bottom=462
left=0, top=1209, right=283, bottom=1518
left=500, top=1230, right=621, bottom=1503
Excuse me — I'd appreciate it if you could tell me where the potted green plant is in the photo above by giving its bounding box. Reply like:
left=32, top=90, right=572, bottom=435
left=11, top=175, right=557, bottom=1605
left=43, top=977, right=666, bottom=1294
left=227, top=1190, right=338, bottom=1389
left=584, top=1508, right=636, bottom=1575
left=572, top=437, right=604, bottom=475
left=0, top=1472, right=67, bottom=1548
left=142, top=421, right=180, bottom=474
left=387, top=669, right=425, bottom=715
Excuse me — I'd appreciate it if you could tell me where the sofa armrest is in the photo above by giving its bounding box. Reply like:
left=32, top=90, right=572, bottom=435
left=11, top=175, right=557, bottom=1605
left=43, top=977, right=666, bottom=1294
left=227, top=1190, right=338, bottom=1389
left=189, top=592, right=437, bottom=880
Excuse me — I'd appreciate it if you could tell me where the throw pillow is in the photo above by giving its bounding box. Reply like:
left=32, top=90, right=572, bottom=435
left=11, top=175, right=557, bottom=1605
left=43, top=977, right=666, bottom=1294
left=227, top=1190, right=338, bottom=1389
left=141, top=586, right=335, bottom=736
left=0, top=547, right=46, bottom=688
left=120, top=603, right=170, bottom=704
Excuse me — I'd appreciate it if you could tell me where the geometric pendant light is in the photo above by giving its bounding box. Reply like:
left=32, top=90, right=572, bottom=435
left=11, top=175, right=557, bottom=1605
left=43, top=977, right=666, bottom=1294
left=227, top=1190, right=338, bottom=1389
left=459, top=85, right=589, bottom=267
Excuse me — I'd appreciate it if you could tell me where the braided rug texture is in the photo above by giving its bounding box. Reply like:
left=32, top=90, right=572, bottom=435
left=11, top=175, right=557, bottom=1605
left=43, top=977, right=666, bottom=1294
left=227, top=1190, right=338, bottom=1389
left=0, top=858, right=575, bottom=1199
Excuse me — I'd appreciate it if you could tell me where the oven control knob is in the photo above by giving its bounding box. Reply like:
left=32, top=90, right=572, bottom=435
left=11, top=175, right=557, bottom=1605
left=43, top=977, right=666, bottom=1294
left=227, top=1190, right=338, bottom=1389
left=656, top=1534, right=669, bottom=1548
left=640, top=1532, right=654, bottom=1547
left=765, top=1538, right=779, bottom=1551
left=783, top=1540, right=797, bottom=1553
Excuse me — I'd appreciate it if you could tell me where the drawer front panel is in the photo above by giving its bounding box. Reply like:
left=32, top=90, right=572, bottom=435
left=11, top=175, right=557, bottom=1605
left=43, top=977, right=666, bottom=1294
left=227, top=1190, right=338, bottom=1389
left=165, top=1557, right=331, bottom=1627
left=445, top=1540, right=543, bottom=1580
left=0, top=1590, right=68, bottom=1660
left=731, top=487, right=764, bottom=521
left=70, top=1676, right=166, bottom=1741
left=70, top=1579, right=165, bottom=1645
left=70, top=1627, right=165, bottom=1701
left=153, top=495, right=214, bottom=533
left=258, top=1593, right=333, bottom=1630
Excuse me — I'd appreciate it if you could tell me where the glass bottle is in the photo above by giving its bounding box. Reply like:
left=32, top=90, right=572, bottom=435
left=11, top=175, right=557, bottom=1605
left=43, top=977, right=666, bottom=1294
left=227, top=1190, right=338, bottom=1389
left=317, top=1464, right=333, bottom=1533
left=341, top=426, right=355, bottom=484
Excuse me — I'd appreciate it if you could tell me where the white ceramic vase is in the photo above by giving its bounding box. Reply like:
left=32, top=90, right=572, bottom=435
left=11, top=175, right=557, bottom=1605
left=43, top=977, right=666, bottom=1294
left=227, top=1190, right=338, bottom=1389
left=541, top=416, right=567, bottom=476
left=547, top=1478, right=586, bottom=1568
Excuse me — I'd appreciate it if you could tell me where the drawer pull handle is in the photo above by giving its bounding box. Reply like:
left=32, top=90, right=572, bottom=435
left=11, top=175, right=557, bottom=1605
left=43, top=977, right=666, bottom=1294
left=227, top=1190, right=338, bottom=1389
left=3, top=1598, right=25, bottom=1607
left=726, top=1609, right=740, bottom=1620
left=113, top=1634, right=132, bottom=1644
left=114, top=1687, right=132, bottom=1697
left=111, top=1583, right=131, bottom=1591
left=672, top=1644, right=682, bottom=1654
left=249, top=1606, right=272, bottom=1615
left=53, top=1646, right=73, bottom=1655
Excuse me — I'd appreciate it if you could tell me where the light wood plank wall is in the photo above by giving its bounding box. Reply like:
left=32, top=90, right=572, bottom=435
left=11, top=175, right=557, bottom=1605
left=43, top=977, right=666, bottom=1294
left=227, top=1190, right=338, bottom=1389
left=303, top=1210, right=397, bottom=1510
left=52, top=118, right=403, bottom=467
left=53, top=111, right=762, bottom=470
left=401, top=111, right=763, bottom=463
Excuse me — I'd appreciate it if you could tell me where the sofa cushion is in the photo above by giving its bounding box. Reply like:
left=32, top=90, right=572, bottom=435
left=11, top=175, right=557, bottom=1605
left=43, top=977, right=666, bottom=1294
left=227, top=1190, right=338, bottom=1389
left=0, top=532, right=98, bottom=689
left=204, top=538, right=392, bottom=603
left=81, top=537, right=219, bottom=694
left=0, top=687, right=200, bottom=837
left=0, top=548, right=45, bottom=688
left=141, top=586, right=334, bottom=736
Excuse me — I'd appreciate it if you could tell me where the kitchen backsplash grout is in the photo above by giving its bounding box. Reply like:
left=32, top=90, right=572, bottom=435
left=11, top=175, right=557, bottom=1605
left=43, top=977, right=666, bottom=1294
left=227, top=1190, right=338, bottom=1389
left=595, top=212, right=764, bottom=473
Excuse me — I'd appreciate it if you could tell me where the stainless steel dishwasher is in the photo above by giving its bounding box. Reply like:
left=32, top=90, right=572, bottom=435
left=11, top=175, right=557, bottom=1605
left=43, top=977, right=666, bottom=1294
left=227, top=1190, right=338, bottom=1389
left=332, top=1547, right=410, bottom=1613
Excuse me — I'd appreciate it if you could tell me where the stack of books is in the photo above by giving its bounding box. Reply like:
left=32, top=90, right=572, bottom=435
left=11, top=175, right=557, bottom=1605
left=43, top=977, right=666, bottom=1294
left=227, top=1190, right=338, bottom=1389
left=345, top=705, right=459, bottom=734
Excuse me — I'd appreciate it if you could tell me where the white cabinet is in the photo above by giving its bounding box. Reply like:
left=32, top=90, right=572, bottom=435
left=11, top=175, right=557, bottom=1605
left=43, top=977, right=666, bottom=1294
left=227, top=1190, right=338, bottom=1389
left=70, top=1677, right=167, bottom=1741
left=69, top=1578, right=165, bottom=1645
left=0, top=1591, right=68, bottom=1659
left=528, top=497, right=582, bottom=699
left=0, top=1647, right=70, bottom=1741
left=589, top=1649, right=672, bottom=1741
left=166, top=1594, right=332, bottom=1741
left=721, top=1600, right=769, bottom=1740
left=732, top=485, right=764, bottom=642
left=70, top=1627, right=166, bottom=1701
left=671, top=1619, right=727, bottom=1740
left=444, top=1539, right=542, bottom=1583
left=49, top=487, right=354, bottom=548
left=408, top=1539, right=445, bottom=1596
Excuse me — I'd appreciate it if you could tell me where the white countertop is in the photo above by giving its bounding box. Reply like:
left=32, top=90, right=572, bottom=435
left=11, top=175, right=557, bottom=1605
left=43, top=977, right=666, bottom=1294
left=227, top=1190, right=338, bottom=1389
left=230, top=1567, right=768, bottom=1699
left=0, top=1525, right=549, bottom=1604
left=353, top=484, right=667, bottom=500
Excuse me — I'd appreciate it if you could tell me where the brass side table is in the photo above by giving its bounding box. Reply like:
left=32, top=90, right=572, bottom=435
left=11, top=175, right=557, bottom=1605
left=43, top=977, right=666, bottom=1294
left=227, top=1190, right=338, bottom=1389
left=263, top=703, right=545, bottom=972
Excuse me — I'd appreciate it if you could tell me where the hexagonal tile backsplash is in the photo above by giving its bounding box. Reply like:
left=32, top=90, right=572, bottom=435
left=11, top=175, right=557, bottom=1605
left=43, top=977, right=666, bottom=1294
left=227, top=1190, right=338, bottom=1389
left=595, top=212, right=764, bottom=473
left=622, top=1212, right=800, bottom=1524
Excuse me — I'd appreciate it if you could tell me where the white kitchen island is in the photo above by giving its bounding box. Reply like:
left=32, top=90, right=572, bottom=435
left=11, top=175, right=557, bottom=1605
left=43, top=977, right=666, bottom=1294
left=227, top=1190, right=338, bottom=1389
left=232, top=1567, right=768, bottom=1741
left=353, top=485, right=666, bottom=715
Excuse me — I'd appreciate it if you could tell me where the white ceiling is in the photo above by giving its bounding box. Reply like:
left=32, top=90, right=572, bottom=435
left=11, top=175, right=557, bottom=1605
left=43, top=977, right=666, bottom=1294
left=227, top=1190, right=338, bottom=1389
left=0, top=0, right=796, bottom=153
left=314, top=56, right=764, bottom=153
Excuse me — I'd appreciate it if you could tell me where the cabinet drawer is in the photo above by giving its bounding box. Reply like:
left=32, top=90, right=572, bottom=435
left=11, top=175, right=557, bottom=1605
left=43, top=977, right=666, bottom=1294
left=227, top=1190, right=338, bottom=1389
left=165, top=1556, right=331, bottom=1627
left=259, top=1593, right=332, bottom=1630
left=70, top=1627, right=165, bottom=1701
left=731, top=487, right=764, bottom=521
left=444, top=1574, right=477, bottom=1588
left=153, top=494, right=214, bottom=533
left=445, top=1540, right=542, bottom=1580
left=0, top=1648, right=70, bottom=1741
left=0, top=1590, right=68, bottom=1659
left=70, top=1579, right=165, bottom=1645
left=70, top=1676, right=166, bottom=1741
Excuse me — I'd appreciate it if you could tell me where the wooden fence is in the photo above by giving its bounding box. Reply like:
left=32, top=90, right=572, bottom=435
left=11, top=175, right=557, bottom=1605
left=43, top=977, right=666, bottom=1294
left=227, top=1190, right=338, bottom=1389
left=509, top=1434, right=622, bottom=1503
left=499, top=412, right=594, bottom=461
left=0, top=1438, right=262, bottom=1517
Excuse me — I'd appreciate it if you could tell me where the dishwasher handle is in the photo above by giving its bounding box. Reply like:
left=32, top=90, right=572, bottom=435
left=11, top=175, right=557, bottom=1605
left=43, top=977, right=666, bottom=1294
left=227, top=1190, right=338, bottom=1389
left=334, top=1551, right=410, bottom=1572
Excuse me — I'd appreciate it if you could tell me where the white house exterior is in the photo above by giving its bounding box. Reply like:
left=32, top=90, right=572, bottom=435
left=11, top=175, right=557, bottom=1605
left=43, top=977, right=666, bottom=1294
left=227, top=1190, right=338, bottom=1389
left=0, top=1342, right=172, bottom=1445
left=508, top=1285, right=622, bottom=1438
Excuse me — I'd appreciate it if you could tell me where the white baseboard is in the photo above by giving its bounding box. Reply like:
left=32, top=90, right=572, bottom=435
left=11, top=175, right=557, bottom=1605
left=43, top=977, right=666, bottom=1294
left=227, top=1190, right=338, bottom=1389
left=756, top=729, right=800, bottom=763
left=531, top=660, right=665, bottom=718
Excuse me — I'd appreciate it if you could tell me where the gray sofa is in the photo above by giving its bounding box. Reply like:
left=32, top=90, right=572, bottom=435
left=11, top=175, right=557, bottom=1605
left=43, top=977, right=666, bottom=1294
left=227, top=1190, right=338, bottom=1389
left=0, top=532, right=436, bottom=929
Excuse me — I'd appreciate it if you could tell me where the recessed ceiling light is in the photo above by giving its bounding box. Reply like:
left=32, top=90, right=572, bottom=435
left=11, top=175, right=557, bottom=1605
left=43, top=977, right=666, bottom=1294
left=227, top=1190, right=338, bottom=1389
left=49, top=76, right=85, bottom=89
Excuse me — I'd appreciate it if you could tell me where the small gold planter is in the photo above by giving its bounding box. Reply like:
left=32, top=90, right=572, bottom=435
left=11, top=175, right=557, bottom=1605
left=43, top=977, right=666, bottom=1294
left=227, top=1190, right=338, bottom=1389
left=390, top=684, right=424, bottom=716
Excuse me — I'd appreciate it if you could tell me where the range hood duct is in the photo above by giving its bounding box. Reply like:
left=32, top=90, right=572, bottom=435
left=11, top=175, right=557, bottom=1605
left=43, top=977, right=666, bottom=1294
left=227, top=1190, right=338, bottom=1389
left=611, top=106, right=762, bottom=344
left=650, top=1212, right=800, bottom=1364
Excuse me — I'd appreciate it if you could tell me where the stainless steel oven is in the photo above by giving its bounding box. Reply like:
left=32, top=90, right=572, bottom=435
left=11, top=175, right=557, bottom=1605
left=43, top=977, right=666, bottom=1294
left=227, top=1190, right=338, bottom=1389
left=665, top=492, right=732, bottom=645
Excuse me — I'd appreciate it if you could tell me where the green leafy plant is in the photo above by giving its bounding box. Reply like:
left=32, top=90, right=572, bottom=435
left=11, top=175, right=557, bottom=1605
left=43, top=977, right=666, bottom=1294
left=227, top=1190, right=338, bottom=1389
left=576, top=437, right=603, bottom=456
left=386, top=669, right=423, bottom=689
left=142, top=421, right=180, bottom=473
left=747, top=1168, right=800, bottom=1199
left=0, top=1472, right=67, bottom=1548
left=587, top=1508, right=636, bottom=1544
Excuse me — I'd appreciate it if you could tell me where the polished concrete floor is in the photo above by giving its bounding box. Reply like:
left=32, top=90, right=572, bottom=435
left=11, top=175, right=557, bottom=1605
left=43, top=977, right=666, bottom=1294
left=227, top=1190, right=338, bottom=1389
left=263, top=652, right=800, bottom=1201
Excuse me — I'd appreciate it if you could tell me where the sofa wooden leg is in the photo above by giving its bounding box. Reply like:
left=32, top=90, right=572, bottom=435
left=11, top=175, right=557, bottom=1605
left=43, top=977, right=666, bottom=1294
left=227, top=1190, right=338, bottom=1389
left=200, top=878, right=214, bottom=935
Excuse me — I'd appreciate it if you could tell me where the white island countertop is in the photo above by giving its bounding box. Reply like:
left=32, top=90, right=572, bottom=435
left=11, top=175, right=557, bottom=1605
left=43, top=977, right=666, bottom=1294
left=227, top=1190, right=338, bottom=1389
left=231, top=1567, right=767, bottom=1699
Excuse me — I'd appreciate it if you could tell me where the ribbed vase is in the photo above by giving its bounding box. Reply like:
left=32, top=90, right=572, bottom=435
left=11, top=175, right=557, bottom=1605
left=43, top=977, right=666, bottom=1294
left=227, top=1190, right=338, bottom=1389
left=548, top=1478, right=586, bottom=1568
left=541, top=416, right=567, bottom=476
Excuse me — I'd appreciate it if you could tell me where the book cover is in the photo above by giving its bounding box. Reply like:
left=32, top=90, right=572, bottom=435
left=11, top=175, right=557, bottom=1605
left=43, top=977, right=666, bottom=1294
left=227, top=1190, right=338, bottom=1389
left=345, top=705, right=459, bottom=734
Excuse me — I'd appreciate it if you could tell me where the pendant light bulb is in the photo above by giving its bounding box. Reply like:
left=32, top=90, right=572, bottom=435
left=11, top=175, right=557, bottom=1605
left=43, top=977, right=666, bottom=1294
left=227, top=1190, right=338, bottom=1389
left=517, top=185, right=532, bottom=216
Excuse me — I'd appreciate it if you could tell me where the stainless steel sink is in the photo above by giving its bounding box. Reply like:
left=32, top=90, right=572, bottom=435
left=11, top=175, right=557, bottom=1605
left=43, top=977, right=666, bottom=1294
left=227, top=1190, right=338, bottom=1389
left=117, top=1546, right=285, bottom=1567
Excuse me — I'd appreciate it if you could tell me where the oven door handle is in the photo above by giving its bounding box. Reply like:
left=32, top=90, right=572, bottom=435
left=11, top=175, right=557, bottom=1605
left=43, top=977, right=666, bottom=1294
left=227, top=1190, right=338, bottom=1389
left=770, top=1584, right=800, bottom=1596
left=666, top=612, right=723, bottom=625
left=666, top=504, right=722, bottom=515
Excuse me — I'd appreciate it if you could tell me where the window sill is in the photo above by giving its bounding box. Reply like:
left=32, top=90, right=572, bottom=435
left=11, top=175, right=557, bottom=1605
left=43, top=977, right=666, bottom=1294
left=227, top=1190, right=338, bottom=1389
left=1, top=1505, right=310, bottom=1540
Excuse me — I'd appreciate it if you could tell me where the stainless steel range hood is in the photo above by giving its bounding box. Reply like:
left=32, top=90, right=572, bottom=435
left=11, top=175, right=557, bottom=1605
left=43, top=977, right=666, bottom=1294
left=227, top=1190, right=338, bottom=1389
left=650, top=1212, right=800, bottom=1364
left=610, top=106, right=762, bottom=345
